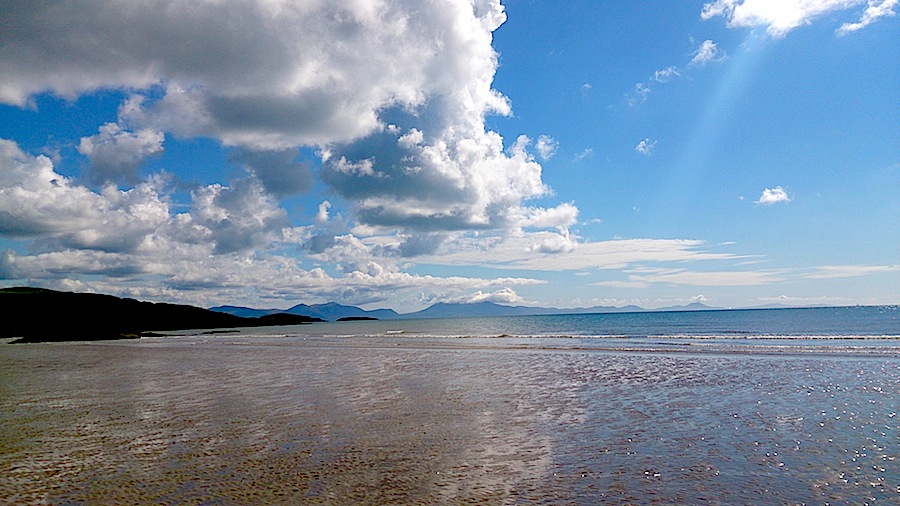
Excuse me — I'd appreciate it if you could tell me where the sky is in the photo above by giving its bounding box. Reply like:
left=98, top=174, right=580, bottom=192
left=0, top=0, right=897, bottom=312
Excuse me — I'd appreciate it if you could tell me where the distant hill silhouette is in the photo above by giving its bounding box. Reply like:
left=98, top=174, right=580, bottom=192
left=206, top=305, right=279, bottom=318
left=1, top=287, right=322, bottom=343
left=211, top=301, right=400, bottom=321
left=210, top=299, right=719, bottom=321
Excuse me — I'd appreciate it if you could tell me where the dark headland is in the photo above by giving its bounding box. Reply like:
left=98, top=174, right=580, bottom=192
left=336, top=316, right=379, bottom=322
left=0, top=287, right=323, bottom=344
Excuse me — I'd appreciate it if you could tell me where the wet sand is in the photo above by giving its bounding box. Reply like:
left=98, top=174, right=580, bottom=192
left=1, top=337, right=898, bottom=504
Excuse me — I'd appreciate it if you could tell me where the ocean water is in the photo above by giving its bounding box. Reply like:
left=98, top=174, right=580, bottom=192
left=1, top=306, right=898, bottom=504
left=202, top=305, right=900, bottom=355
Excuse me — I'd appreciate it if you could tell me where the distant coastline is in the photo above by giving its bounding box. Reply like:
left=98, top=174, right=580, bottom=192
left=4, top=286, right=893, bottom=344
left=210, top=298, right=881, bottom=322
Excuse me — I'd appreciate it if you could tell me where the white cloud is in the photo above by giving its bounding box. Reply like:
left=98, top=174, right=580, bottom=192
left=535, top=135, right=559, bottom=160
left=689, top=40, right=724, bottom=66
left=701, top=0, right=897, bottom=37
left=635, top=138, right=657, bottom=156
left=0, top=139, right=560, bottom=310
left=77, top=123, right=164, bottom=185
left=322, top=127, right=549, bottom=231
left=315, top=201, right=332, bottom=225
left=1, top=1, right=504, bottom=146
left=573, top=148, right=594, bottom=161
left=188, top=178, right=288, bottom=254
left=2, top=0, right=558, bottom=241
left=0, top=139, right=169, bottom=252
left=526, top=228, right=579, bottom=254
left=838, top=0, right=899, bottom=33
left=755, top=186, right=791, bottom=205
left=449, top=287, right=523, bottom=304
left=517, top=203, right=579, bottom=229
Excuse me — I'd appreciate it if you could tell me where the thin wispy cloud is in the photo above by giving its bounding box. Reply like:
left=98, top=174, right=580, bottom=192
left=593, top=268, right=786, bottom=288
left=627, top=83, right=653, bottom=106
left=689, top=39, right=724, bottom=66
left=806, top=265, right=900, bottom=279
left=627, top=37, right=723, bottom=106
left=573, top=148, right=594, bottom=161
left=653, top=66, right=680, bottom=83
left=838, top=0, right=899, bottom=34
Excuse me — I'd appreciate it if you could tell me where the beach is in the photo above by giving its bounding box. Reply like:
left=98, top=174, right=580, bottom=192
left=2, top=335, right=898, bottom=504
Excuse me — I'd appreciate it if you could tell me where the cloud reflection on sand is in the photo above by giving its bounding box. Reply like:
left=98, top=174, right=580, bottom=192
left=1, top=337, right=897, bottom=503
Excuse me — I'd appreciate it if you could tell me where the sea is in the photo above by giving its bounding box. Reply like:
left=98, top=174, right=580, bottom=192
left=1, top=306, right=898, bottom=504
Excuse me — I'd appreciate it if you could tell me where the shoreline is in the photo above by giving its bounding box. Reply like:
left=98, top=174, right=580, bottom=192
left=107, top=333, right=900, bottom=359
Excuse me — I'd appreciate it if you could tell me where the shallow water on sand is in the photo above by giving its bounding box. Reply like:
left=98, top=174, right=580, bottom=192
left=1, top=337, right=898, bottom=504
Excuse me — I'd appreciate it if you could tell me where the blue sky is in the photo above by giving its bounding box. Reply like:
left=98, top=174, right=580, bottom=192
left=1, top=0, right=897, bottom=311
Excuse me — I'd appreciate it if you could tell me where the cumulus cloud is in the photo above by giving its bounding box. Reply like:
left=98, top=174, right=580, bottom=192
left=0, top=139, right=553, bottom=309
left=0, top=139, right=170, bottom=251
left=321, top=126, right=547, bottom=231
left=517, top=203, right=579, bottom=230
left=189, top=178, right=288, bottom=254
left=2, top=1, right=481, bottom=144
left=756, top=186, right=791, bottom=205
left=701, top=0, right=897, bottom=37
left=396, top=232, right=449, bottom=257
left=1, top=136, right=295, bottom=257
left=526, top=229, right=579, bottom=254
left=635, top=138, right=657, bottom=156
left=689, top=40, right=724, bottom=66
left=77, top=123, right=164, bottom=185
left=2, top=0, right=556, bottom=239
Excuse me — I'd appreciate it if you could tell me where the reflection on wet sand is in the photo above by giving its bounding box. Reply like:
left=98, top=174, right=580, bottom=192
left=1, top=337, right=897, bottom=504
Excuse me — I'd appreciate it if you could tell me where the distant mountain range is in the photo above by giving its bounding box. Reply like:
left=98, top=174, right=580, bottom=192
left=210, top=301, right=400, bottom=321
left=211, top=300, right=722, bottom=321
